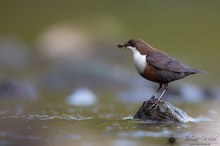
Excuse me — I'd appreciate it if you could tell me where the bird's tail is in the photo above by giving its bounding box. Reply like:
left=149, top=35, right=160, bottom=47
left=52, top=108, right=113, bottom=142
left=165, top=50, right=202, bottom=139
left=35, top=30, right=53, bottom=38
left=190, top=68, right=207, bottom=74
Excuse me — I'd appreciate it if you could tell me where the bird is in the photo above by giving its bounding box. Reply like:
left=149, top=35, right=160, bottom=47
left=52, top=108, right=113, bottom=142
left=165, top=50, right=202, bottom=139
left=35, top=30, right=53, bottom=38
left=116, top=38, right=206, bottom=109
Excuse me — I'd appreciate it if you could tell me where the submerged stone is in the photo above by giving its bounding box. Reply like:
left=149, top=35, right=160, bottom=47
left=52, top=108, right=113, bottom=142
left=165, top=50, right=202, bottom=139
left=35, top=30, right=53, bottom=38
left=134, top=98, right=195, bottom=123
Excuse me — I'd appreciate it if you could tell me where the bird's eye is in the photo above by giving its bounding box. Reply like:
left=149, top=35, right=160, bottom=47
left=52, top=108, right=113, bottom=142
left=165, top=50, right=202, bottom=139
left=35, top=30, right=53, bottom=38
left=127, top=40, right=134, bottom=47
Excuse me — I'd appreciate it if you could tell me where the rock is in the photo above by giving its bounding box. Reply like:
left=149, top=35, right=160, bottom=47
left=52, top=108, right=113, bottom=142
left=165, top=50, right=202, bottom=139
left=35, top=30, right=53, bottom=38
left=133, top=98, right=195, bottom=123
left=35, top=23, right=94, bottom=61
left=204, top=86, right=220, bottom=100
left=0, top=79, right=38, bottom=100
left=179, top=83, right=205, bottom=102
left=66, top=88, right=97, bottom=106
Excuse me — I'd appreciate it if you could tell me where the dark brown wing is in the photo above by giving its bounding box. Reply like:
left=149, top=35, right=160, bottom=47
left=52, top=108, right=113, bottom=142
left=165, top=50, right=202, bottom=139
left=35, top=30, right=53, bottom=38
left=146, top=50, right=192, bottom=73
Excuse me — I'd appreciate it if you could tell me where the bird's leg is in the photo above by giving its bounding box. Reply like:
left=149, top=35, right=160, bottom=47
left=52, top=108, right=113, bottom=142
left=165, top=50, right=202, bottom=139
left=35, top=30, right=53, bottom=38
left=149, top=84, right=168, bottom=110
left=146, top=84, right=162, bottom=107
left=157, top=84, right=168, bottom=102
left=151, top=83, right=162, bottom=99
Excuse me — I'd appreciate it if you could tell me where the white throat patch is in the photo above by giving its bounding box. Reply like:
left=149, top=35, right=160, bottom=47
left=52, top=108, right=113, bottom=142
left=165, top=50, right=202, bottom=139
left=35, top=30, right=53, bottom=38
left=127, top=46, right=147, bottom=74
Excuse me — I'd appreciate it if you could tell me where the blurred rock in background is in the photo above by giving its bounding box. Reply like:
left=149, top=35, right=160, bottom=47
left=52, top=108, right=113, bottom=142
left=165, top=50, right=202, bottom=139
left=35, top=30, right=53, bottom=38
left=35, top=23, right=94, bottom=62
left=0, top=21, right=219, bottom=103
left=179, top=83, right=206, bottom=103
left=0, top=79, right=38, bottom=100
left=66, top=87, right=97, bottom=106
left=34, top=22, right=132, bottom=92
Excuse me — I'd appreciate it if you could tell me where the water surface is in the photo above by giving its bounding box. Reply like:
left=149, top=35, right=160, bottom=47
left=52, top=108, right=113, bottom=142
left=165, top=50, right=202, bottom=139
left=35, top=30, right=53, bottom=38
left=0, top=95, right=219, bottom=146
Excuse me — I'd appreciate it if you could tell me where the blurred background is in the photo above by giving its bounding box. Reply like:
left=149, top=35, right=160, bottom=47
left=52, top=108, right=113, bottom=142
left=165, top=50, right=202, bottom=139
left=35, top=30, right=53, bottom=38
left=1, top=0, right=220, bottom=146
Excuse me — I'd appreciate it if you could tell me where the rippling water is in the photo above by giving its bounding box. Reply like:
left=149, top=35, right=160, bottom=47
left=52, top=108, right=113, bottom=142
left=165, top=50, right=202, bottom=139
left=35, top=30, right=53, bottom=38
left=0, top=95, right=220, bottom=146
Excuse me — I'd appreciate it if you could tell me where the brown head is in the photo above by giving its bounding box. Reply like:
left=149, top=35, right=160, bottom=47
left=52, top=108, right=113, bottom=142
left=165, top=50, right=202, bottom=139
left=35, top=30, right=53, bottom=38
left=117, top=38, right=154, bottom=55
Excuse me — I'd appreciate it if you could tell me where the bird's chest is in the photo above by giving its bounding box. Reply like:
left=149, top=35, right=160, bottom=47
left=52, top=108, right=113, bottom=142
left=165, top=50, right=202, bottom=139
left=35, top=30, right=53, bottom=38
left=133, top=52, right=147, bottom=74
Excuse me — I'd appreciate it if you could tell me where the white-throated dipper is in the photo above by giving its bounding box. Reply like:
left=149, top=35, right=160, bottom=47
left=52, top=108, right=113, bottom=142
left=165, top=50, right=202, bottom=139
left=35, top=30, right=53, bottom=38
left=117, top=39, right=206, bottom=108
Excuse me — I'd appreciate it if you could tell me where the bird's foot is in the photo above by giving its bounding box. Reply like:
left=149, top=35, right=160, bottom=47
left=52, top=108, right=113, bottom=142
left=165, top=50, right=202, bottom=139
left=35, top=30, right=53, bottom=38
left=144, top=96, right=156, bottom=107
left=148, top=100, right=160, bottom=111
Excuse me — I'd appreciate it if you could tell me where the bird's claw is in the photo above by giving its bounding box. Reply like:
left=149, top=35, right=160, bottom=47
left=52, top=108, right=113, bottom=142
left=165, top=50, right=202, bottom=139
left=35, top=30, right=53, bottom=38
left=149, top=101, right=160, bottom=110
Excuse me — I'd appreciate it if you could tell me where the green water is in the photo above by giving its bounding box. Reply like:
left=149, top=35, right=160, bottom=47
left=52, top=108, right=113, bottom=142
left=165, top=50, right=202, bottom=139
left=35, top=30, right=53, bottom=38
left=1, top=95, right=220, bottom=146
left=1, top=1, right=220, bottom=146
left=0, top=0, right=220, bottom=84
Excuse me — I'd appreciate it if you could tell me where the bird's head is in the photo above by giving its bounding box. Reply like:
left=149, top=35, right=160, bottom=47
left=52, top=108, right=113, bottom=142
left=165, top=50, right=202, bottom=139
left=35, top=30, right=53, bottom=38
left=116, top=38, right=152, bottom=55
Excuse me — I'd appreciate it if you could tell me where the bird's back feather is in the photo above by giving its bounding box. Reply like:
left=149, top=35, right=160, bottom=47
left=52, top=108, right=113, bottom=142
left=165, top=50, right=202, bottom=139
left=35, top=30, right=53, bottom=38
left=146, top=49, right=202, bottom=74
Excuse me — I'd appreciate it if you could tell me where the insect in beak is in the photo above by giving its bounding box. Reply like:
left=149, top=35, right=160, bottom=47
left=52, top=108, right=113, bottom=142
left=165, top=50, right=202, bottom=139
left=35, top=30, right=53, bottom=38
left=116, top=43, right=127, bottom=54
